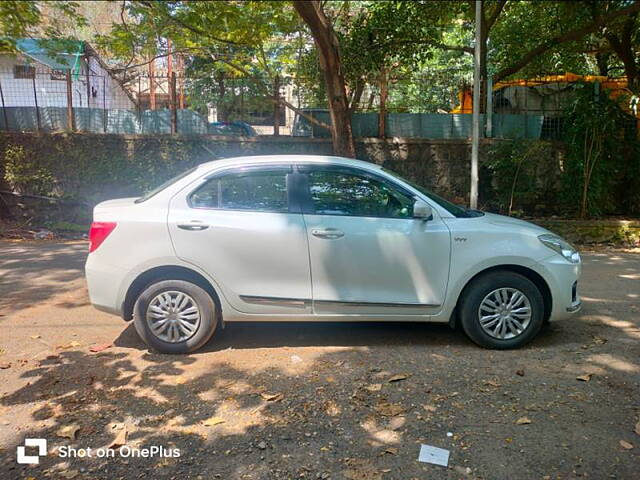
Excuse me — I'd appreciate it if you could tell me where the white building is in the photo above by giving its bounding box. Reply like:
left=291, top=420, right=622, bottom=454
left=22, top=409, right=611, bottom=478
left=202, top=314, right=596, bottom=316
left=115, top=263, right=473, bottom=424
left=0, top=39, right=135, bottom=110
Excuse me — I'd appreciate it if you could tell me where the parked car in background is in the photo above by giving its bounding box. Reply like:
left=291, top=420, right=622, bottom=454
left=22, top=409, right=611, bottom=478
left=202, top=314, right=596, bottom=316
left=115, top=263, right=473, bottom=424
left=207, top=121, right=257, bottom=136
left=85, top=155, right=581, bottom=353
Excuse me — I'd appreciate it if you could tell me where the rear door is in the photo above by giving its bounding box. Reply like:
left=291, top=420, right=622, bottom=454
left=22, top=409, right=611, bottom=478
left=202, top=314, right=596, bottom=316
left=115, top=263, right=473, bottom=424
left=298, top=165, right=451, bottom=315
left=168, top=165, right=312, bottom=314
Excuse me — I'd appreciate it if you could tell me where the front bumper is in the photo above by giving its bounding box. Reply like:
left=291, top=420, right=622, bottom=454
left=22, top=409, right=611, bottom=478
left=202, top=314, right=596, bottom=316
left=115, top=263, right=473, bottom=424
left=531, top=254, right=582, bottom=321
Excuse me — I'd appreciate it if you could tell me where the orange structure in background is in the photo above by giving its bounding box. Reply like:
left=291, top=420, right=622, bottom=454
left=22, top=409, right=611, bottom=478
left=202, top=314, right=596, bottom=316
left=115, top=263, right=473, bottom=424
left=451, top=72, right=638, bottom=118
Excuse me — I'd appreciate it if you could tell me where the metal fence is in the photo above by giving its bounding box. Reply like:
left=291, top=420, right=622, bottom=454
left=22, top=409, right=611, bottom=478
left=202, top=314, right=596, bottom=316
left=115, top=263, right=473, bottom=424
left=2, top=65, right=622, bottom=140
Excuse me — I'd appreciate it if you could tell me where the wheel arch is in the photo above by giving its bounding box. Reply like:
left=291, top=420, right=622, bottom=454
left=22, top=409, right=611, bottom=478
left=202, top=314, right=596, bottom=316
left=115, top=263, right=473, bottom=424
left=453, top=264, right=552, bottom=327
left=122, top=265, right=222, bottom=322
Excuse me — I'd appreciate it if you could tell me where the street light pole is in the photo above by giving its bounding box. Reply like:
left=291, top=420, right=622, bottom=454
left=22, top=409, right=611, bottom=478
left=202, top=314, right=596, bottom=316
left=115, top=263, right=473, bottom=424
left=470, top=0, right=483, bottom=209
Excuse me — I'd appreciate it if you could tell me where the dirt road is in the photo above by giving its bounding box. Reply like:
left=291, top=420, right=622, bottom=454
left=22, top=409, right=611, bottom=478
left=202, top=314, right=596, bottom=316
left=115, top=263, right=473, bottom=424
left=0, top=240, right=638, bottom=479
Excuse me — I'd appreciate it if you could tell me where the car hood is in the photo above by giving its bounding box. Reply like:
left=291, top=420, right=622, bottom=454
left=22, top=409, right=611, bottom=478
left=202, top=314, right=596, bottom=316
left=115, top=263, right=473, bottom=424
left=480, top=212, right=552, bottom=235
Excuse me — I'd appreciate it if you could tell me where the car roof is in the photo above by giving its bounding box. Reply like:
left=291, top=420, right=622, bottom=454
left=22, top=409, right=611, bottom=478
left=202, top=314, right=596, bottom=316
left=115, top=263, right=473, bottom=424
left=197, top=155, right=383, bottom=172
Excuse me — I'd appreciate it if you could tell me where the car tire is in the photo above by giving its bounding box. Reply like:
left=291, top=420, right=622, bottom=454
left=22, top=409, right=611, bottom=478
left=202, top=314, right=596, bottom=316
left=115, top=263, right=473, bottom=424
left=459, top=271, right=544, bottom=349
left=133, top=279, right=218, bottom=354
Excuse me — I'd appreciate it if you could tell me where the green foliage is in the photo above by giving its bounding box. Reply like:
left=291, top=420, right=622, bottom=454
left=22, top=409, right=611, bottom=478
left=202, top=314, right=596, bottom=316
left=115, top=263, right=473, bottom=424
left=0, top=1, right=86, bottom=51
left=561, top=82, right=639, bottom=217
left=489, top=1, right=592, bottom=77
left=4, top=145, right=56, bottom=195
left=97, top=1, right=300, bottom=73
left=485, top=140, right=560, bottom=216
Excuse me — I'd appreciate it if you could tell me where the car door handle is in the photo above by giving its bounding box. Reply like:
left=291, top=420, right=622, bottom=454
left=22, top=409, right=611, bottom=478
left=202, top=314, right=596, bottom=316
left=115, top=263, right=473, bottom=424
left=177, top=222, right=209, bottom=231
left=311, top=228, right=344, bottom=239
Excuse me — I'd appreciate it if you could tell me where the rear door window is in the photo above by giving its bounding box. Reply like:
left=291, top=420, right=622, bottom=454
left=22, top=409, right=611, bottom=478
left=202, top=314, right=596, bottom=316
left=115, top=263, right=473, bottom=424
left=190, top=168, right=290, bottom=213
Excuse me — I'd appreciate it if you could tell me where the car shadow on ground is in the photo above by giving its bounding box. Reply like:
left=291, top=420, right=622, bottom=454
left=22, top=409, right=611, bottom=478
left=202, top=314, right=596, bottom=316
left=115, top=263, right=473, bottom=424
left=113, top=318, right=571, bottom=354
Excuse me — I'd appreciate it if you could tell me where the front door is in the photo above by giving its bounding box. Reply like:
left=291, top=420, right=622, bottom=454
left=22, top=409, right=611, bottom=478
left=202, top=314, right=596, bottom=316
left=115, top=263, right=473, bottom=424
left=168, top=165, right=312, bottom=314
left=299, top=165, right=451, bottom=315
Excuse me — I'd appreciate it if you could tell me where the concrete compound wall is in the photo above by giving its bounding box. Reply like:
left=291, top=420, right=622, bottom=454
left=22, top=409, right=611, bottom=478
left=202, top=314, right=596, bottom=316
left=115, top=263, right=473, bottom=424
left=0, top=133, right=564, bottom=224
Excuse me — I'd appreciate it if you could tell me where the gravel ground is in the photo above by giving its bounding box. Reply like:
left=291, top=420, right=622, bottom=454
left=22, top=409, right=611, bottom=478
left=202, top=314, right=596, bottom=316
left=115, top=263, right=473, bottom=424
left=0, top=240, right=638, bottom=480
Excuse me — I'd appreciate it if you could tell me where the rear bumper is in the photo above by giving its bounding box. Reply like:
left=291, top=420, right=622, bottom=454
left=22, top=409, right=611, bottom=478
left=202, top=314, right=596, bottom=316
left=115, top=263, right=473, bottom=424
left=531, top=254, right=582, bottom=321
left=85, top=255, right=126, bottom=317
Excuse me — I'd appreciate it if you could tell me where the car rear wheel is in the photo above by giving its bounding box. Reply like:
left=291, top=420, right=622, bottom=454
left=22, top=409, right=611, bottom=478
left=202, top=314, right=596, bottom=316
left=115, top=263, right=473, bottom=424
left=133, top=280, right=217, bottom=353
left=459, top=271, right=544, bottom=349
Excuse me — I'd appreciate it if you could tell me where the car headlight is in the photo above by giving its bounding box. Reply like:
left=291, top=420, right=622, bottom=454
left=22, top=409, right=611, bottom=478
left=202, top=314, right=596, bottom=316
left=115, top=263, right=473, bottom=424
left=538, top=234, right=580, bottom=263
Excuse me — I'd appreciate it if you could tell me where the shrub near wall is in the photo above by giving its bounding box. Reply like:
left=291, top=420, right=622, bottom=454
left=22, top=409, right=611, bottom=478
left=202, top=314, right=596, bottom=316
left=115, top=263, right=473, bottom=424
left=0, top=133, right=335, bottom=210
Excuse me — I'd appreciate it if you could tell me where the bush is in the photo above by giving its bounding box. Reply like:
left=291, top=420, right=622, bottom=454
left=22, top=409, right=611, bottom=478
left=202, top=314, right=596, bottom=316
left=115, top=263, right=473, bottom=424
left=485, top=139, right=561, bottom=216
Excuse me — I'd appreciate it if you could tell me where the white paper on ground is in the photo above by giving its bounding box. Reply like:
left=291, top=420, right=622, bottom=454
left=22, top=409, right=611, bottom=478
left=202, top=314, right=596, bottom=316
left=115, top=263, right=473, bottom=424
left=418, top=444, right=450, bottom=467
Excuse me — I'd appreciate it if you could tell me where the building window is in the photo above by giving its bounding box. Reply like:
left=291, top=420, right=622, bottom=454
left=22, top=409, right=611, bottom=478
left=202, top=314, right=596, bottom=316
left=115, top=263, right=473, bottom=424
left=14, top=64, right=36, bottom=79
left=50, top=69, right=67, bottom=81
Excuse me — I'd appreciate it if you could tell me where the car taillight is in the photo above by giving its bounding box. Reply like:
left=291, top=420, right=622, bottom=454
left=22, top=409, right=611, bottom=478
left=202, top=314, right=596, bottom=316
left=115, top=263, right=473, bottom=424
left=88, top=222, right=117, bottom=253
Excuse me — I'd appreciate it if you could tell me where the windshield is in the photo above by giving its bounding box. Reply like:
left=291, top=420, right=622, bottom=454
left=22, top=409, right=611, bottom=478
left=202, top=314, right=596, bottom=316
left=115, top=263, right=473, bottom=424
left=382, top=168, right=482, bottom=218
left=135, top=167, right=198, bottom=203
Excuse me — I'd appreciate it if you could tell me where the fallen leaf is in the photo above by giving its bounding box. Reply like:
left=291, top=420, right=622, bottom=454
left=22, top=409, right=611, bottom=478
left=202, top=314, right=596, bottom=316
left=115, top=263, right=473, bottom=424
left=365, top=384, right=382, bottom=392
left=59, top=470, right=79, bottom=479
left=325, top=400, right=341, bottom=417
left=422, top=404, right=437, bottom=413
left=260, top=392, right=283, bottom=402
left=516, top=369, right=525, bottom=377
left=635, top=421, right=640, bottom=436
left=0, top=363, right=10, bottom=369
left=384, top=447, right=398, bottom=455
left=374, top=400, right=405, bottom=417
left=515, top=417, right=532, bottom=425
left=56, top=424, right=80, bottom=440
left=388, top=374, right=408, bottom=383
left=619, top=440, right=633, bottom=450
left=30, top=335, right=41, bottom=340
left=89, top=343, right=112, bottom=353
left=108, top=428, right=128, bottom=449
left=387, top=416, right=405, bottom=430
left=202, top=416, right=225, bottom=426
left=576, top=373, right=593, bottom=382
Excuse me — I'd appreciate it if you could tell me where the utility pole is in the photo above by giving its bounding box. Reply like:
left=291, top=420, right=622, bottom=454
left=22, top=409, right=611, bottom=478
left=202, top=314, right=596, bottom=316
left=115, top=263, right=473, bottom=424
left=470, top=0, right=483, bottom=210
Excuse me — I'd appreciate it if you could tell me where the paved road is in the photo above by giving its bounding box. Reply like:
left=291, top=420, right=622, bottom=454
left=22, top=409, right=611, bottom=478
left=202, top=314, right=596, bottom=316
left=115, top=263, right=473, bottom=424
left=0, top=240, right=639, bottom=479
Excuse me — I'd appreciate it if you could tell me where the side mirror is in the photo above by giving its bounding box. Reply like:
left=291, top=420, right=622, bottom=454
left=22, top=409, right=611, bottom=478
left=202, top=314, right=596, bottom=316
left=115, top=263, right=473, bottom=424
left=413, top=200, right=433, bottom=220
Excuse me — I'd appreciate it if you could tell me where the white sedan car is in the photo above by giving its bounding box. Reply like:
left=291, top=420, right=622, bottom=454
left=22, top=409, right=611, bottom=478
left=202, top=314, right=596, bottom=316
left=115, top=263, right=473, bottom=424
left=85, top=155, right=581, bottom=353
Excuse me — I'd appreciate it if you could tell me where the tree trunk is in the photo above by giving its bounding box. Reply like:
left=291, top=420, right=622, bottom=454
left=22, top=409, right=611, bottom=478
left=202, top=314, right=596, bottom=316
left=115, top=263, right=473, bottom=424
left=595, top=52, right=610, bottom=76
left=294, top=1, right=356, bottom=157
left=605, top=15, right=639, bottom=93
left=348, top=77, right=365, bottom=113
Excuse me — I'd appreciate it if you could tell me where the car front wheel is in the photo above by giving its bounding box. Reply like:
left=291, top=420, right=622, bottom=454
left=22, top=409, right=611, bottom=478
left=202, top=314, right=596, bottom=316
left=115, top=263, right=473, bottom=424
left=459, top=271, right=544, bottom=349
left=133, top=280, right=218, bottom=353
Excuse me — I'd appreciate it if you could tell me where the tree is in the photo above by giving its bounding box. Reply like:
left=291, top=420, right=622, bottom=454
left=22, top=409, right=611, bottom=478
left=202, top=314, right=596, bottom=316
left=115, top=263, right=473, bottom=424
left=590, top=1, right=640, bottom=92
left=293, top=1, right=355, bottom=157
left=488, top=0, right=640, bottom=82
left=0, top=1, right=86, bottom=50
